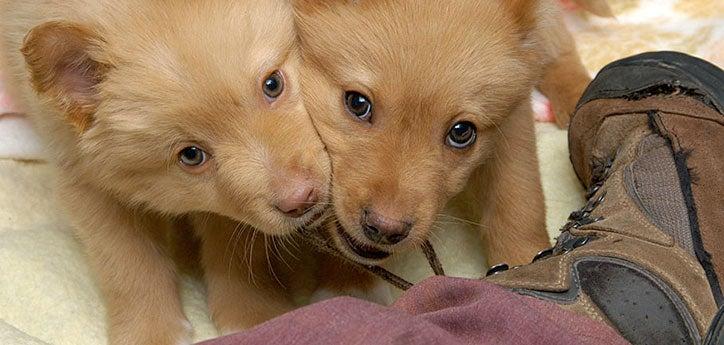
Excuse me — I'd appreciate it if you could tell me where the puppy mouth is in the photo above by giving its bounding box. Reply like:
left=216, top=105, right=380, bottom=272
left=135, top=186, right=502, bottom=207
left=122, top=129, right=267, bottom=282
left=335, top=224, right=391, bottom=261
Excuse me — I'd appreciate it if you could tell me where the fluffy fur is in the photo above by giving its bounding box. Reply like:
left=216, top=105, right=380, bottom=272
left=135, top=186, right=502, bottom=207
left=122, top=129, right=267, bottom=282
left=571, top=0, right=614, bottom=17
left=0, top=0, right=331, bottom=343
left=292, top=0, right=592, bottom=290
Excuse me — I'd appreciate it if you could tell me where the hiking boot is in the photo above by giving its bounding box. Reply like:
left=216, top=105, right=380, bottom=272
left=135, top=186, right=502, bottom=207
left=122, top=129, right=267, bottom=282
left=486, top=51, right=724, bottom=345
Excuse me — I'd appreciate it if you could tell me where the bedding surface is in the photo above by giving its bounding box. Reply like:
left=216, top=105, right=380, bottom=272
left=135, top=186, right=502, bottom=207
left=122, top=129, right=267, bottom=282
left=0, top=0, right=721, bottom=343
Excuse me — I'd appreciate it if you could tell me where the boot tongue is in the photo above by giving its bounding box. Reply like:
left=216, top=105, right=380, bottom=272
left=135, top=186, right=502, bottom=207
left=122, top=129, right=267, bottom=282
left=645, top=109, right=724, bottom=307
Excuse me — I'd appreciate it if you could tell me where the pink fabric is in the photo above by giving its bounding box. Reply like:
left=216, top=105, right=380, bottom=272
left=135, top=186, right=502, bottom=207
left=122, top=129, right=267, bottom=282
left=532, top=91, right=556, bottom=123
left=0, top=71, right=19, bottom=114
left=559, top=0, right=581, bottom=11
left=199, top=277, right=629, bottom=345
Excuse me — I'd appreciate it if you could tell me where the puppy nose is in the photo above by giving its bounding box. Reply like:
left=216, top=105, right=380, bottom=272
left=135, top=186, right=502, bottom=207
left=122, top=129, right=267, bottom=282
left=275, top=185, right=318, bottom=218
left=361, top=208, right=412, bottom=245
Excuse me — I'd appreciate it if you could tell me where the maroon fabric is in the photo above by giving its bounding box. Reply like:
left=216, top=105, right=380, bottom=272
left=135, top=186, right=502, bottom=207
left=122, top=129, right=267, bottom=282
left=198, top=277, right=628, bottom=345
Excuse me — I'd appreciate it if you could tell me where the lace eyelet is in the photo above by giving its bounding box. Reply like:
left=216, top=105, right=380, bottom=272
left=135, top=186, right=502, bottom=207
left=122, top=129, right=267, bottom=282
left=586, top=185, right=601, bottom=199
left=553, top=235, right=594, bottom=255
left=533, top=248, right=554, bottom=263
left=486, top=263, right=510, bottom=277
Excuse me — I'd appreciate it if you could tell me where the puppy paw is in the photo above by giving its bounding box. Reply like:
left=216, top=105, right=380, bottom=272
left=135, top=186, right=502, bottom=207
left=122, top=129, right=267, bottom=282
left=310, top=281, right=393, bottom=306
left=309, top=288, right=340, bottom=304
left=364, top=280, right=394, bottom=305
left=550, top=96, right=576, bottom=129
left=542, top=78, right=589, bottom=129
left=110, top=317, right=193, bottom=345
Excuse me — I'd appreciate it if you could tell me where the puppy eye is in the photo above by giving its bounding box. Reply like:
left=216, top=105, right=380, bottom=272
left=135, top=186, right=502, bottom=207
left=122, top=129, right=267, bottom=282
left=344, top=91, right=373, bottom=121
left=178, top=146, right=209, bottom=171
left=262, top=71, right=285, bottom=100
left=446, top=122, right=477, bottom=149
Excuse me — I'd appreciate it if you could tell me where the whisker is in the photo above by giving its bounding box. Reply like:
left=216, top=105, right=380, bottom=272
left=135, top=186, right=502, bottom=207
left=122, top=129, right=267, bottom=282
left=272, top=236, right=294, bottom=270
left=247, top=228, right=260, bottom=288
left=436, top=213, right=484, bottom=227
left=280, top=235, right=300, bottom=260
left=493, top=122, right=511, bottom=152
left=265, top=236, right=284, bottom=287
left=225, top=221, right=243, bottom=269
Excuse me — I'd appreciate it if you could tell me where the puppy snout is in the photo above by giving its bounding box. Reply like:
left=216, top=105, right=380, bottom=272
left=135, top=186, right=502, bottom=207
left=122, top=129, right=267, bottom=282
left=361, top=208, right=412, bottom=245
left=274, top=183, right=319, bottom=218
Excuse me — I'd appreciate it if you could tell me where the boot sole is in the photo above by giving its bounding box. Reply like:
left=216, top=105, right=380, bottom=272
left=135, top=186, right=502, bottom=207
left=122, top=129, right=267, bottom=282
left=575, top=51, right=723, bottom=114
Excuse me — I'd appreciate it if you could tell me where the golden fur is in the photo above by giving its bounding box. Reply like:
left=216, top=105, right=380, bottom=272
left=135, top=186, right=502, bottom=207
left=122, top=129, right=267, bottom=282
left=292, top=0, right=593, bottom=291
left=0, top=0, right=331, bottom=343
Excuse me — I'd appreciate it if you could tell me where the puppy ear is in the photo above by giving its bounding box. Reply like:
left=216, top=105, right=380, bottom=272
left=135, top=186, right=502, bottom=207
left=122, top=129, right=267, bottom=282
left=21, top=21, right=110, bottom=132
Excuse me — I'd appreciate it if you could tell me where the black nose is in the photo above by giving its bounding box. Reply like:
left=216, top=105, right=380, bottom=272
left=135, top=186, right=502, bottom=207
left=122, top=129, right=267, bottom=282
left=361, top=208, right=412, bottom=245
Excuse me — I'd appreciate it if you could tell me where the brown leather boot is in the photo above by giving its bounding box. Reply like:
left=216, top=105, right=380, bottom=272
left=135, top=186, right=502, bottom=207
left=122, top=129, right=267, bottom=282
left=486, top=51, right=724, bottom=345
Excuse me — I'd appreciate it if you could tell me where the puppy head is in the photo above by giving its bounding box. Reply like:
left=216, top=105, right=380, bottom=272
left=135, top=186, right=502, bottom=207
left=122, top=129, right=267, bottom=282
left=22, top=1, right=330, bottom=235
left=294, top=0, right=544, bottom=263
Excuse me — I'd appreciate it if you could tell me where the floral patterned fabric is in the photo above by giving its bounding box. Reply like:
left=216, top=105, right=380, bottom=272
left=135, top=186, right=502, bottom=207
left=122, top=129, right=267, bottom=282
left=532, top=0, right=723, bottom=122
left=569, top=0, right=723, bottom=72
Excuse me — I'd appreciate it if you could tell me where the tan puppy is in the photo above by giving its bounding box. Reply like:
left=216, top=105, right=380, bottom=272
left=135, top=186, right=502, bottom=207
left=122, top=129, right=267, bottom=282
left=571, top=0, right=614, bottom=17
left=543, top=0, right=612, bottom=127
left=1, top=0, right=330, bottom=343
left=293, top=0, right=593, bottom=289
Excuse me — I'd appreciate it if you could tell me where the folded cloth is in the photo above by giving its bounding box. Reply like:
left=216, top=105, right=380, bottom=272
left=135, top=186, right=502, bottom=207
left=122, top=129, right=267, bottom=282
left=199, top=277, right=629, bottom=345
left=0, top=114, right=45, bottom=161
left=0, top=320, right=48, bottom=345
left=0, top=70, right=45, bottom=161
